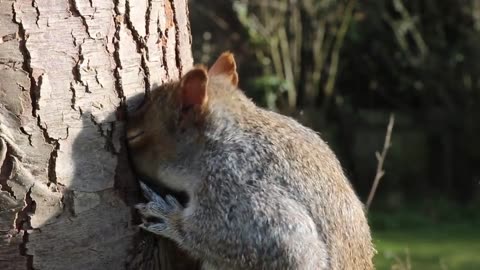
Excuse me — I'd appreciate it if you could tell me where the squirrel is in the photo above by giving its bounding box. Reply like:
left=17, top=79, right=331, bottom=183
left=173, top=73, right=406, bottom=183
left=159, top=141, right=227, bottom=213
left=126, top=52, right=375, bottom=270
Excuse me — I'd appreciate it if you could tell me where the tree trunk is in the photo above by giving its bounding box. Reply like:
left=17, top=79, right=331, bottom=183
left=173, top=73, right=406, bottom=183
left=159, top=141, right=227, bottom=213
left=0, top=0, right=199, bottom=269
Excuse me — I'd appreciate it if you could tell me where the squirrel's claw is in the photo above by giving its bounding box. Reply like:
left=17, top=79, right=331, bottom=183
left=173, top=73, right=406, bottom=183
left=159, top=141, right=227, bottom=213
left=137, top=200, right=182, bottom=240
left=139, top=181, right=164, bottom=204
left=136, top=201, right=169, bottom=220
left=165, top=194, right=182, bottom=211
left=139, top=222, right=168, bottom=234
left=136, top=183, right=184, bottom=240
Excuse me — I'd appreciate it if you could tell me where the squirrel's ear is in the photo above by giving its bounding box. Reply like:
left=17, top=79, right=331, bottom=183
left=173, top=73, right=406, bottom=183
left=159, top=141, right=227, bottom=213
left=180, top=66, right=208, bottom=109
left=208, top=51, right=238, bottom=86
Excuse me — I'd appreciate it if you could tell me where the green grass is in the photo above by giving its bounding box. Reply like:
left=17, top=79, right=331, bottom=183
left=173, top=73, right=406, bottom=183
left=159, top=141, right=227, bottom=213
left=373, top=224, right=480, bottom=270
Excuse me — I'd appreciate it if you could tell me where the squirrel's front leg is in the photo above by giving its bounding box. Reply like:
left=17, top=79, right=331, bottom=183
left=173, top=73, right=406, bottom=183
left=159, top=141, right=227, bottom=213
left=135, top=181, right=184, bottom=243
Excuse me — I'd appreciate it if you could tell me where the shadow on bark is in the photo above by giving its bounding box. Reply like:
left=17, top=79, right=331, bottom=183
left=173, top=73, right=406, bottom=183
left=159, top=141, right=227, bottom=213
left=69, top=90, right=199, bottom=270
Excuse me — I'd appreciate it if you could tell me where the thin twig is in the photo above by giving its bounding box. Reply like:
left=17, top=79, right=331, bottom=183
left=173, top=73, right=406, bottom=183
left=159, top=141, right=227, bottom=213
left=278, top=27, right=296, bottom=109
left=323, top=0, right=356, bottom=98
left=366, top=113, right=395, bottom=210
left=391, top=247, right=411, bottom=270
left=193, top=4, right=230, bottom=30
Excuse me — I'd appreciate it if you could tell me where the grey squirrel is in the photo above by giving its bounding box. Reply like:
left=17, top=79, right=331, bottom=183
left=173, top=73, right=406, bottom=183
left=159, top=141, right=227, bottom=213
left=126, top=52, right=375, bottom=270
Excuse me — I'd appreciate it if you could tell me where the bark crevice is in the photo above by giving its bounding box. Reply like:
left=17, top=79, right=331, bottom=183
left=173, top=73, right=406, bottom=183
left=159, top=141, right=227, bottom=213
left=32, top=0, right=40, bottom=27
left=2, top=33, right=17, bottom=43
left=19, top=127, right=34, bottom=147
left=158, top=17, right=169, bottom=80
left=36, top=116, right=55, bottom=143
left=47, top=141, right=60, bottom=185
left=169, top=0, right=182, bottom=76
left=69, top=82, right=77, bottom=110
left=12, top=2, right=39, bottom=117
left=163, top=0, right=175, bottom=79
left=0, top=139, right=15, bottom=198
left=125, top=0, right=151, bottom=92
left=68, top=0, right=92, bottom=37
left=16, top=187, right=35, bottom=270
left=145, top=0, right=152, bottom=39
left=112, top=2, right=125, bottom=101
left=89, top=114, right=118, bottom=155
left=35, top=114, right=61, bottom=185
left=71, top=37, right=89, bottom=108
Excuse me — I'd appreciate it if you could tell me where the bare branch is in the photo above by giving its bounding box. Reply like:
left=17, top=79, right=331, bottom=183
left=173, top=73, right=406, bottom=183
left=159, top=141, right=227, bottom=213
left=391, top=247, right=411, bottom=270
left=366, top=113, right=395, bottom=211
left=323, top=0, right=356, bottom=98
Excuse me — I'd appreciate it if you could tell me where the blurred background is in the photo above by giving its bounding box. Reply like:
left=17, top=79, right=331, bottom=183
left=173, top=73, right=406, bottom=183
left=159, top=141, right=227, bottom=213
left=188, top=0, right=480, bottom=269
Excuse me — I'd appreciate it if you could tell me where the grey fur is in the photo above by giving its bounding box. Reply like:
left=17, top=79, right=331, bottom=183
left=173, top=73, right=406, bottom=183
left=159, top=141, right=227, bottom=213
left=131, top=75, right=375, bottom=270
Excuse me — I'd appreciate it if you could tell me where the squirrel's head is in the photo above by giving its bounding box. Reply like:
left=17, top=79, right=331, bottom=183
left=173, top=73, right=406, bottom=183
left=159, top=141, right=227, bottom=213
left=126, top=52, right=238, bottom=184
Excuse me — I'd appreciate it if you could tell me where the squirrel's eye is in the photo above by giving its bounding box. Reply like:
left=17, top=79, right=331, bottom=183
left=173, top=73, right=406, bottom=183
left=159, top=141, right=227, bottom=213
left=126, top=130, right=144, bottom=142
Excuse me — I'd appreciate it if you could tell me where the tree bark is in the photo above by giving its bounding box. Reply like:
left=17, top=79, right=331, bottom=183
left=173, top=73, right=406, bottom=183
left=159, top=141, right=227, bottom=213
left=0, top=0, right=198, bottom=269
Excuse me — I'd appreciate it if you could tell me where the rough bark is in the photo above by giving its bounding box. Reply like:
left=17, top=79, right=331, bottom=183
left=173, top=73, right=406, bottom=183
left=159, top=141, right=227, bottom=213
left=0, top=0, right=197, bottom=269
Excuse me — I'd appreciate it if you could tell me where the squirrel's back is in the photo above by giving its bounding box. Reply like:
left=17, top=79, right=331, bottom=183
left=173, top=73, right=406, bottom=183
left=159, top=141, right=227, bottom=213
left=202, top=76, right=375, bottom=269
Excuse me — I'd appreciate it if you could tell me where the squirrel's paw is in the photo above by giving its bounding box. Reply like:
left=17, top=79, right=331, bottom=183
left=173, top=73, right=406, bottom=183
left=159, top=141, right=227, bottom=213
left=136, top=181, right=183, bottom=239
